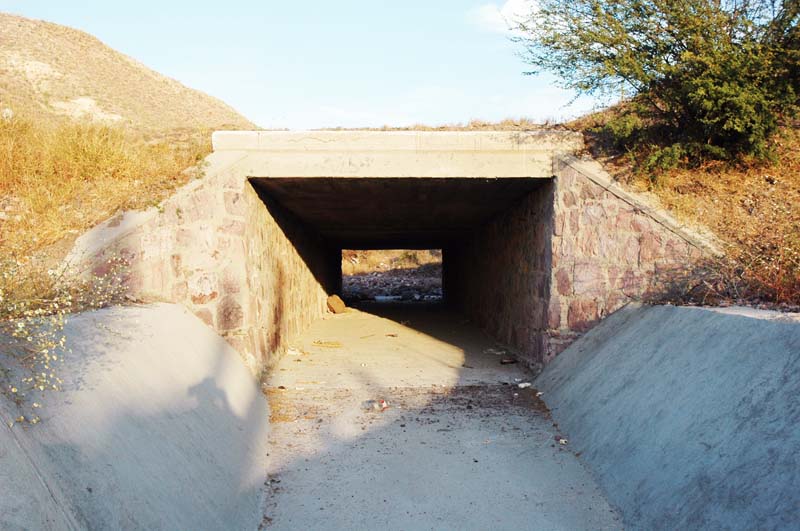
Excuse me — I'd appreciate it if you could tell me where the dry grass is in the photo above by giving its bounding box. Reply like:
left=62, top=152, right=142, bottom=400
left=0, top=114, right=210, bottom=262
left=572, top=110, right=800, bottom=306
left=0, top=113, right=209, bottom=424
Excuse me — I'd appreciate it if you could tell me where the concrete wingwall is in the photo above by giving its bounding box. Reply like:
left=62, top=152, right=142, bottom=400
left=67, top=152, right=338, bottom=375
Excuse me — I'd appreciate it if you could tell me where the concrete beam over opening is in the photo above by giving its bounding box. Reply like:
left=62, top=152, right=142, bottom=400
left=250, top=177, right=548, bottom=249
left=212, top=130, right=583, bottom=178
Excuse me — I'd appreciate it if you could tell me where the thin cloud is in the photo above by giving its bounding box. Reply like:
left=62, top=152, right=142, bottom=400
left=466, top=0, right=534, bottom=35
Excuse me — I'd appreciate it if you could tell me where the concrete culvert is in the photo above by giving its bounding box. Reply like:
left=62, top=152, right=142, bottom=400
left=67, top=130, right=719, bottom=372
left=5, top=130, right=792, bottom=530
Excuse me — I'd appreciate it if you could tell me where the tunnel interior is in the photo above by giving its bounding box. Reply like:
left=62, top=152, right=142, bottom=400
left=248, top=176, right=556, bottom=365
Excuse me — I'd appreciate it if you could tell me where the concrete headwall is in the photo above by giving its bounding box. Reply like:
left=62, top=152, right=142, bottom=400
left=535, top=304, right=800, bottom=530
left=67, top=131, right=721, bottom=373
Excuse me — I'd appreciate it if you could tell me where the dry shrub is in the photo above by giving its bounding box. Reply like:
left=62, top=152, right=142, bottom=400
left=341, top=250, right=442, bottom=276
left=637, top=133, right=800, bottom=306
left=0, top=255, right=129, bottom=426
left=0, top=114, right=210, bottom=260
left=0, top=114, right=210, bottom=425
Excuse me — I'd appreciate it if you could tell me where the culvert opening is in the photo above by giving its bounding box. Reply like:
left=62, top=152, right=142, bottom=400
left=248, top=175, right=555, bottom=365
left=341, top=249, right=443, bottom=303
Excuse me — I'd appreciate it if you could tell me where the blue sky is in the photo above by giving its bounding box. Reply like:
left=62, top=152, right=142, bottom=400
left=2, top=0, right=602, bottom=129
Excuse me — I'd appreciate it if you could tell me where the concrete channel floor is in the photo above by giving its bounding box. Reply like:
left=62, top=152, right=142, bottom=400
left=263, top=303, right=621, bottom=530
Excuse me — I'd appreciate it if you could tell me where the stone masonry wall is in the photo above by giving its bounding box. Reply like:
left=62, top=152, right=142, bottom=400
left=545, top=156, right=717, bottom=363
left=67, top=151, right=337, bottom=375
left=445, top=182, right=555, bottom=369
left=242, top=183, right=338, bottom=371
left=445, top=157, right=716, bottom=371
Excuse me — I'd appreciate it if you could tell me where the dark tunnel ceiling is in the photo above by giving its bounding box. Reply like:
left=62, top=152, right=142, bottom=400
left=250, top=177, right=548, bottom=249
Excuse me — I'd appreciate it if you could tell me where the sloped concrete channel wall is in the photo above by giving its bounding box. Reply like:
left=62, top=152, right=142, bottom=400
left=68, top=130, right=716, bottom=374
left=1, top=304, right=271, bottom=530
left=536, top=304, right=800, bottom=530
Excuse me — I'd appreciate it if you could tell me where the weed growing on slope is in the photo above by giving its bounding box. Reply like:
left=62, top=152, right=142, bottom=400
left=0, top=112, right=210, bottom=425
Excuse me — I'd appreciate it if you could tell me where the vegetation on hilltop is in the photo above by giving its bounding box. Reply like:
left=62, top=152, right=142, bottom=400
left=517, top=0, right=799, bottom=164
left=0, top=12, right=248, bottom=304
left=572, top=111, right=800, bottom=306
left=0, top=114, right=212, bottom=425
left=342, top=250, right=442, bottom=276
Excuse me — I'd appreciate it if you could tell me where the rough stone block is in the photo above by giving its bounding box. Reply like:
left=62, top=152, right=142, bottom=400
left=555, top=267, right=572, bottom=296
left=621, top=270, right=647, bottom=297
left=172, top=281, right=188, bottom=301
left=568, top=299, right=599, bottom=332
left=631, top=216, right=651, bottom=233
left=573, top=263, right=607, bottom=295
left=639, top=232, right=663, bottom=262
left=217, top=296, right=244, bottom=331
left=222, top=266, right=244, bottom=295
left=219, top=218, right=246, bottom=236
left=579, top=181, right=601, bottom=200
left=194, top=308, right=214, bottom=327
left=188, top=272, right=219, bottom=305
left=569, top=210, right=580, bottom=233
left=170, top=254, right=182, bottom=276
left=224, top=191, right=246, bottom=216
left=327, top=295, right=346, bottom=314
left=547, top=298, right=561, bottom=329
left=552, top=212, right=563, bottom=236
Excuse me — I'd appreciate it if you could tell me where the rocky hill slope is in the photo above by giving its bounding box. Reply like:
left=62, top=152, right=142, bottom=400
left=0, top=12, right=253, bottom=132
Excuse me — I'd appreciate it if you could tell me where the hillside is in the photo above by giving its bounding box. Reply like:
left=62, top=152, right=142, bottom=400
left=0, top=12, right=254, bottom=132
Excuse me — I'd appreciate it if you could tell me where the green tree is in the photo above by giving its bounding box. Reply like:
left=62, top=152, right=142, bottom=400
left=516, top=0, right=800, bottom=160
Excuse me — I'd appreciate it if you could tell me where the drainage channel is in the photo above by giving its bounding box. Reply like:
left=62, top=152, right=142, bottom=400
left=261, top=302, right=621, bottom=530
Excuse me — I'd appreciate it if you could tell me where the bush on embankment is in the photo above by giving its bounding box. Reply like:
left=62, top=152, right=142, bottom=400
left=515, top=0, right=800, bottom=305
